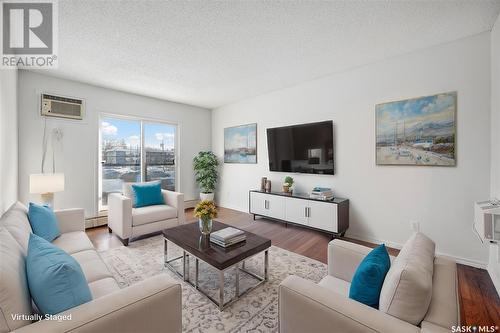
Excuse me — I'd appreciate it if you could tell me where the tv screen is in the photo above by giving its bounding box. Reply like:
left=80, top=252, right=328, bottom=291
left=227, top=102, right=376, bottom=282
left=267, top=120, right=334, bottom=174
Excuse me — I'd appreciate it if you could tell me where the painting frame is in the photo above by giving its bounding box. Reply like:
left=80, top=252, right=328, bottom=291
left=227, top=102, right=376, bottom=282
left=224, top=123, right=257, bottom=164
left=375, top=91, right=457, bottom=167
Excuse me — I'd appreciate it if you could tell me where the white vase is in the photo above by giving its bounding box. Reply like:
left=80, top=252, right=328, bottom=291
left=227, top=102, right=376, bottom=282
left=200, top=192, right=214, bottom=201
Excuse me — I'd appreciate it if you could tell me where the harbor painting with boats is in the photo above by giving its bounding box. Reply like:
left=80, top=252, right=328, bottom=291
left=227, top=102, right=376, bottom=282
left=224, top=123, right=257, bottom=163
left=376, top=92, right=456, bottom=166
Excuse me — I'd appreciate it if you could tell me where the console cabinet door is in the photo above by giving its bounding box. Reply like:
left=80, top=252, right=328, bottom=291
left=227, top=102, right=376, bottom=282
left=285, top=197, right=309, bottom=226
left=307, top=201, right=338, bottom=232
left=266, top=195, right=286, bottom=220
left=250, top=192, right=267, bottom=216
left=250, top=192, right=286, bottom=220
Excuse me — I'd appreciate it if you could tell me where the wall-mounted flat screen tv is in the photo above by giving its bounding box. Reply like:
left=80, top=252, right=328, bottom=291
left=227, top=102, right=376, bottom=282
left=267, top=120, right=334, bottom=175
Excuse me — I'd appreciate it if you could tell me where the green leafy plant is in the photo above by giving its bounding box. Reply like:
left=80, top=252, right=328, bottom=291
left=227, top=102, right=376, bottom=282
left=284, top=176, right=294, bottom=187
left=193, top=151, right=219, bottom=193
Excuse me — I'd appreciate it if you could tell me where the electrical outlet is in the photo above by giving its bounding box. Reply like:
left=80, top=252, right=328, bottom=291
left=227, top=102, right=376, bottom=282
left=410, top=220, right=420, bottom=232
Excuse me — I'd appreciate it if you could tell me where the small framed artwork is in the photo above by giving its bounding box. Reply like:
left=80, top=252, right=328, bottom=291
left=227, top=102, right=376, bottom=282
left=224, top=123, right=257, bottom=163
left=376, top=91, right=457, bottom=166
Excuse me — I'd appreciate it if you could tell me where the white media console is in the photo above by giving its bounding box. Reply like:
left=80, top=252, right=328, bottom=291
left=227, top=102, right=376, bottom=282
left=249, top=190, right=349, bottom=235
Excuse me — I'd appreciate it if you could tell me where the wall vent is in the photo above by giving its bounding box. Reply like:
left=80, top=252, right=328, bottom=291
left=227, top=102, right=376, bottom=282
left=41, top=93, right=84, bottom=120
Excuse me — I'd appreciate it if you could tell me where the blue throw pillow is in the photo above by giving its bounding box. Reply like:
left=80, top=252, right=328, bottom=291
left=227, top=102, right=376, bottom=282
left=349, top=244, right=391, bottom=309
left=26, top=234, right=92, bottom=315
left=28, top=202, right=61, bottom=242
left=131, top=182, right=164, bottom=208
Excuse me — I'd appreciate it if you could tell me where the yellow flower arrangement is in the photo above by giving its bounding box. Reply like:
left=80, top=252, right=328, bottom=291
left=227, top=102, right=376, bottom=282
left=194, top=200, right=218, bottom=221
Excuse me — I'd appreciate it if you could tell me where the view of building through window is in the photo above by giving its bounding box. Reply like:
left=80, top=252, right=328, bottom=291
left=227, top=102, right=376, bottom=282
left=99, top=117, right=176, bottom=209
left=144, top=122, right=176, bottom=191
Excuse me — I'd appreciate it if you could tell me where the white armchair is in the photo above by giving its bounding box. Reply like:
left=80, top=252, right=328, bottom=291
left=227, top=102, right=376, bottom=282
left=107, top=184, right=185, bottom=246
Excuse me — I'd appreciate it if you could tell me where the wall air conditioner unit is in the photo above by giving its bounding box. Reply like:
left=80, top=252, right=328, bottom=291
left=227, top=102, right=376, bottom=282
left=41, top=93, right=84, bottom=120
left=474, top=199, right=500, bottom=242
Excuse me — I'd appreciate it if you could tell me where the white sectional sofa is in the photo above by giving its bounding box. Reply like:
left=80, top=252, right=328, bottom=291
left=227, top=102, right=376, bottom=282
left=279, top=236, right=459, bottom=333
left=0, top=202, right=182, bottom=333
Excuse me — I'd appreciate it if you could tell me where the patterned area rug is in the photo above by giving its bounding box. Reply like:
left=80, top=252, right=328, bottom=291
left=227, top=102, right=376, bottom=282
left=99, top=235, right=327, bottom=333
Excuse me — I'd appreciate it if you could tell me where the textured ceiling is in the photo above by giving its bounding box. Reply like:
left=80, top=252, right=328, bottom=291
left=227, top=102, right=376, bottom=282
left=34, top=0, right=500, bottom=108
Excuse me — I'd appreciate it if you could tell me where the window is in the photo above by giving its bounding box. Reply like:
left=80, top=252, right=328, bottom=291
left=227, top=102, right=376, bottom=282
left=144, top=122, right=176, bottom=191
left=99, top=116, right=177, bottom=210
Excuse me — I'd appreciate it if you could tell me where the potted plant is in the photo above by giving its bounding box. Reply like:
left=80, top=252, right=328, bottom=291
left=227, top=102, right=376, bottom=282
left=194, top=200, right=218, bottom=235
left=193, top=151, right=219, bottom=201
left=283, top=176, right=294, bottom=193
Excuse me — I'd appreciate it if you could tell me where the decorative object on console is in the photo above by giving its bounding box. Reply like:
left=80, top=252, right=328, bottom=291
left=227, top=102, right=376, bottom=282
left=29, top=173, right=65, bottom=207
left=282, top=176, right=294, bottom=193
left=310, top=187, right=334, bottom=201
left=260, top=177, right=267, bottom=192
left=265, top=180, right=271, bottom=193
left=194, top=200, right=218, bottom=235
left=224, top=123, right=257, bottom=163
left=193, top=151, right=219, bottom=201
left=210, top=227, right=246, bottom=247
left=376, top=91, right=457, bottom=166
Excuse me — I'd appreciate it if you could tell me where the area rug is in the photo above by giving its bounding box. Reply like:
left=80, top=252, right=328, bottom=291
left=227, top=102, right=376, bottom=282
left=99, top=235, right=327, bottom=333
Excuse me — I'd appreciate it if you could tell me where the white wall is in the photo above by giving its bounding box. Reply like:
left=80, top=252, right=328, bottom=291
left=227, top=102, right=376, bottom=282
left=0, top=69, right=18, bottom=215
left=489, top=14, right=500, bottom=293
left=492, top=18, right=500, bottom=200
left=18, top=70, right=211, bottom=217
left=212, top=33, right=491, bottom=266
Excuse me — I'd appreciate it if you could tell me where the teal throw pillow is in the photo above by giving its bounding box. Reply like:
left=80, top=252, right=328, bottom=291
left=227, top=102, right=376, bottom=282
left=131, top=182, right=164, bottom=208
left=349, top=244, right=391, bottom=309
left=28, top=202, right=60, bottom=242
left=26, top=233, right=92, bottom=315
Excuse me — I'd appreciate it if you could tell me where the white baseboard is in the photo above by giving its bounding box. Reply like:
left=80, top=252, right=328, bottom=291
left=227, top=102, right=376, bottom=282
left=217, top=203, right=247, bottom=213
left=85, top=216, right=107, bottom=229
left=184, top=199, right=199, bottom=209
left=346, top=232, right=487, bottom=269
left=346, top=232, right=405, bottom=250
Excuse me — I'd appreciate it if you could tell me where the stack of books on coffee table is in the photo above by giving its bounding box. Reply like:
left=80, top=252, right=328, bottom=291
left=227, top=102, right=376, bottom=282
left=210, top=227, right=246, bottom=247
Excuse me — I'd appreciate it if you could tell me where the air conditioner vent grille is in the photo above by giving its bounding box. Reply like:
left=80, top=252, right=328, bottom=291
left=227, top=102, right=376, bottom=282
left=41, top=93, right=84, bottom=120
left=42, top=94, right=82, bottom=105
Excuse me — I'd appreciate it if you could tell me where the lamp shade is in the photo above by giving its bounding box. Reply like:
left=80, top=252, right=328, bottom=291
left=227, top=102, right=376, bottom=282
left=29, top=173, right=65, bottom=194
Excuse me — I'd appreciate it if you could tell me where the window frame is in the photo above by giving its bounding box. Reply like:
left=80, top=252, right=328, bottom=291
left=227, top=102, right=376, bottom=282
left=97, top=112, right=180, bottom=212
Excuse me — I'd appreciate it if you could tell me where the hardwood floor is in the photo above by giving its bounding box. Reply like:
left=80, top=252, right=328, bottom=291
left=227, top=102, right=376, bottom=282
left=458, top=264, right=500, bottom=326
left=88, top=207, right=500, bottom=327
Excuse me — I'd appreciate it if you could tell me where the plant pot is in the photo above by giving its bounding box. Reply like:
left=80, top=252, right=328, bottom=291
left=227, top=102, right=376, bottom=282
left=200, top=192, right=214, bottom=201
left=282, top=185, right=290, bottom=193
left=200, top=192, right=215, bottom=201
left=199, top=218, right=213, bottom=235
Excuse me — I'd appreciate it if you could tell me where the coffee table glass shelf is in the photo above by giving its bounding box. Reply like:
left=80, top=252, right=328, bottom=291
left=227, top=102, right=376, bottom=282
left=163, top=221, right=271, bottom=311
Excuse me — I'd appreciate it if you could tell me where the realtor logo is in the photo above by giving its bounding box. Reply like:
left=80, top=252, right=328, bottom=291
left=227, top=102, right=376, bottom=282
left=1, top=0, right=58, bottom=68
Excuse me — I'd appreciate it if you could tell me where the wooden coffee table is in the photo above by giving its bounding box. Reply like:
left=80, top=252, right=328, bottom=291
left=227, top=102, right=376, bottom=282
left=163, top=220, right=271, bottom=310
